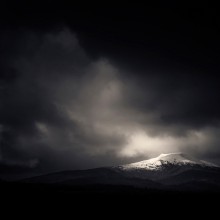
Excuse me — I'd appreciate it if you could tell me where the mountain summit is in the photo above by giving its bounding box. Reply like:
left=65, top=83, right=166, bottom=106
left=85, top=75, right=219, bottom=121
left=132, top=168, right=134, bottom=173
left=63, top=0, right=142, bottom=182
left=118, top=152, right=218, bottom=171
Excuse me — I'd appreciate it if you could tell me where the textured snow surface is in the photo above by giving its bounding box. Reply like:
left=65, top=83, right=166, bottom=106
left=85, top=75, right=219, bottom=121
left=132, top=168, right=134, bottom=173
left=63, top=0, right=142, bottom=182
left=119, top=153, right=219, bottom=171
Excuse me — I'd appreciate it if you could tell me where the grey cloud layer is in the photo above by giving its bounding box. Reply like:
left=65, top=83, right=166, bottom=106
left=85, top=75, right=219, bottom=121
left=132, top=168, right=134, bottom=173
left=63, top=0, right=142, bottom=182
left=0, top=28, right=220, bottom=173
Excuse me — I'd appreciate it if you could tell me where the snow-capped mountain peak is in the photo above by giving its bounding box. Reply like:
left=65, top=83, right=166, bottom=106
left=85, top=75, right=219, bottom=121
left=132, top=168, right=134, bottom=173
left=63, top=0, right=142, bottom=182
left=119, top=152, right=218, bottom=171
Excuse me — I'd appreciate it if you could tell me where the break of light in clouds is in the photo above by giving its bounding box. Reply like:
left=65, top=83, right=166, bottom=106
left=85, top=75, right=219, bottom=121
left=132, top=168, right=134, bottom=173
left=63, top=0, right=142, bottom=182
left=119, top=130, right=212, bottom=158
left=1, top=27, right=220, bottom=174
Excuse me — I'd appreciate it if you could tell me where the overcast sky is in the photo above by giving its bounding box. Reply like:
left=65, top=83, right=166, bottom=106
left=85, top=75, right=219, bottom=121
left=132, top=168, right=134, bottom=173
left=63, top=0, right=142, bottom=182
left=1, top=5, right=220, bottom=177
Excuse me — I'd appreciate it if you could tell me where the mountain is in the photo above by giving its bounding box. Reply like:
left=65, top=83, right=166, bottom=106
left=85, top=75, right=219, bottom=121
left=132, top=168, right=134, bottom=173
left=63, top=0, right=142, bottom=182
left=118, top=153, right=218, bottom=170
left=21, top=153, right=220, bottom=192
left=115, top=153, right=219, bottom=180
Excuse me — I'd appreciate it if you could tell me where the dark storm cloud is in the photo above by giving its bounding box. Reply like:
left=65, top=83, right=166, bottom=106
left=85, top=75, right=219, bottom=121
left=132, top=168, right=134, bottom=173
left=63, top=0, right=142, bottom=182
left=124, top=72, right=220, bottom=132
left=0, top=28, right=131, bottom=172
left=1, top=25, right=220, bottom=176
